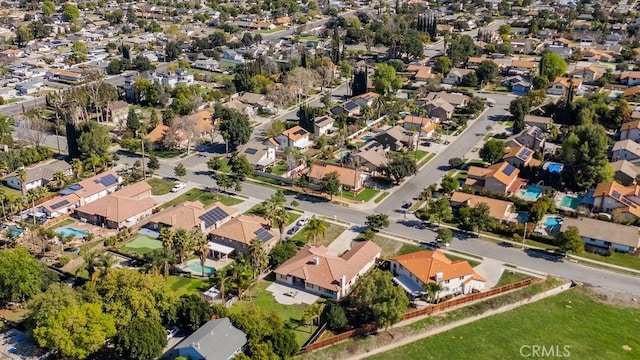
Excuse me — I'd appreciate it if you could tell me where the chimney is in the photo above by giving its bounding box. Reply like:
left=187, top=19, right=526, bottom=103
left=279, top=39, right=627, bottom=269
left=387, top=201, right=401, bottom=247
left=313, top=256, right=319, bottom=265
left=435, top=272, right=443, bottom=283
left=340, top=275, right=346, bottom=287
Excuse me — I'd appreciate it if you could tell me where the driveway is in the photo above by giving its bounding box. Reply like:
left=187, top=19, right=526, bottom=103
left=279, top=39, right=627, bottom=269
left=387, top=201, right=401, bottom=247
left=472, top=258, right=504, bottom=289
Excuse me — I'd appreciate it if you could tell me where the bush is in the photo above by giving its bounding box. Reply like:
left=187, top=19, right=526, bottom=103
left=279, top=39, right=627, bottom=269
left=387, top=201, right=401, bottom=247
left=59, top=255, right=71, bottom=266
left=361, top=228, right=375, bottom=240
left=104, top=236, right=117, bottom=246
left=448, top=157, right=464, bottom=168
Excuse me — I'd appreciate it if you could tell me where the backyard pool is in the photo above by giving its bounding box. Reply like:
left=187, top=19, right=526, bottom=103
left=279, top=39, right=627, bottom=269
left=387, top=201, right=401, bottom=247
left=55, top=227, right=87, bottom=238
left=520, top=185, right=543, bottom=201
left=7, top=226, right=23, bottom=238
left=543, top=216, right=562, bottom=233
left=560, top=195, right=583, bottom=209
left=183, top=259, right=216, bottom=276
left=544, top=162, right=564, bottom=173
left=362, top=135, right=374, bottom=141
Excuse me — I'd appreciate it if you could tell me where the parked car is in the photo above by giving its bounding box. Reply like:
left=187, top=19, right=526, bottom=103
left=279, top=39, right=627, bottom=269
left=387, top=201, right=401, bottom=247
left=401, top=202, right=413, bottom=209
left=166, top=326, right=179, bottom=340
left=297, top=216, right=310, bottom=227
left=171, top=183, right=186, bottom=193
left=287, top=225, right=300, bottom=235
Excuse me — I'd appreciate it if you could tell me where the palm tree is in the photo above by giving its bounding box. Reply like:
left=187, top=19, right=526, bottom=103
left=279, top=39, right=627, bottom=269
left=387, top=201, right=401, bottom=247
left=16, top=168, right=27, bottom=197
left=422, top=282, right=444, bottom=303
left=11, top=196, right=26, bottom=219
left=78, top=252, right=100, bottom=282
left=37, top=227, right=56, bottom=252
left=248, top=238, right=268, bottom=278
left=191, top=229, right=208, bottom=277
left=305, top=216, right=328, bottom=246
left=173, top=229, right=191, bottom=263
left=303, top=303, right=325, bottom=333
left=159, top=227, right=174, bottom=249
left=100, top=252, right=118, bottom=278
left=51, top=170, right=67, bottom=190
left=86, top=154, right=102, bottom=175
left=71, top=158, right=83, bottom=179
left=0, top=189, right=7, bottom=220
left=262, top=200, right=279, bottom=227
left=374, top=95, right=385, bottom=119
left=271, top=206, right=289, bottom=240
left=26, top=188, right=39, bottom=225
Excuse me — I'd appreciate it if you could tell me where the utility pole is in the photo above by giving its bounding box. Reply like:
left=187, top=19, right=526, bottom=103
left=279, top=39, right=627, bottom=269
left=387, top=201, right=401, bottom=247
left=522, top=222, right=527, bottom=249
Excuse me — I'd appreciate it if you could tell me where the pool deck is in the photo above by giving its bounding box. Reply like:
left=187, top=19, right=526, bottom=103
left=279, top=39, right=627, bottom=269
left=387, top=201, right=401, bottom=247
left=180, top=258, right=231, bottom=276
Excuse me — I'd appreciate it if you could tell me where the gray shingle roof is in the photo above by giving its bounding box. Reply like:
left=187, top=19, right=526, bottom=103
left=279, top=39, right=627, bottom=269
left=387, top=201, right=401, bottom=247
left=175, top=318, right=247, bottom=360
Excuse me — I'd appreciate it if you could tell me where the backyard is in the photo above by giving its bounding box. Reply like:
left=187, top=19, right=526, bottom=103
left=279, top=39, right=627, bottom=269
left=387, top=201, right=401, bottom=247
left=160, top=188, right=243, bottom=209
left=165, top=275, right=207, bottom=296
left=365, top=288, right=640, bottom=360
left=290, top=223, right=347, bottom=247
left=121, top=234, right=163, bottom=256
left=147, top=178, right=175, bottom=195
left=229, top=278, right=323, bottom=346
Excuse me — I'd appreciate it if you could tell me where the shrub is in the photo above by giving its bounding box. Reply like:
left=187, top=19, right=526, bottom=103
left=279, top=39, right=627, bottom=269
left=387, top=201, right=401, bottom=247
left=448, top=157, right=464, bottom=168
left=104, top=236, right=117, bottom=246
left=59, top=255, right=71, bottom=266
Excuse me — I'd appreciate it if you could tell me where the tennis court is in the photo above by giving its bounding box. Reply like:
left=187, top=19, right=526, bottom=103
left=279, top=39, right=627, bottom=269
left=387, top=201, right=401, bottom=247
left=123, top=235, right=163, bottom=255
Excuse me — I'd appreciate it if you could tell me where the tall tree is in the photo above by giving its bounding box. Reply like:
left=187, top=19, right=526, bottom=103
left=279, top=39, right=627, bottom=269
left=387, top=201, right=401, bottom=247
left=174, top=163, right=187, bottom=178
left=561, top=124, right=613, bottom=190
left=351, top=270, right=409, bottom=329
left=216, top=106, right=251, bottom=151
left=540, top=51, right=568, bottom=81
left=365, top=214, right=390, bottom=232
left=304, top=217, right=328, bottom=246
left=175, top=294, right=213, bottom=332
left=115, top=317, right=167, bottom=360
left=479, top=139, right=506, bottom=164
left=555, top=225, right=584, bottom=253
left=0, top=247, right=45, bottom=302
left=372, top=63, right=403, bottom=95
left=320, top=171, right=341, bottom=200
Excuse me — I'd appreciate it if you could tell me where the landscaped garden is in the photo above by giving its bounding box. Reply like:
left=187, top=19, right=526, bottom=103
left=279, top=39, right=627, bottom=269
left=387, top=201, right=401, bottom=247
left=121, top=234, right=163, bottom=256
left=290, top=223, right=346, bottom=247
left=160, top=188, right=243, bottom=209
left=340, top=188, right=380, bottom=202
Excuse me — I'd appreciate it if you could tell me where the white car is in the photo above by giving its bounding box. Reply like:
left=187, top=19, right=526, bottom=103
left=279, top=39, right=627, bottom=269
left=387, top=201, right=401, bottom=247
left=297, top=216, right=310, bottom=227
left=171, top=183, right=186, bottom=193
left=166, top=326, right=179, bottom=340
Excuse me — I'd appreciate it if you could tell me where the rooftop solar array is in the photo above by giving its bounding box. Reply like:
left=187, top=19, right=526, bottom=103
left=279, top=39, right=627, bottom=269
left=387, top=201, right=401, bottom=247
left=502, top=164, right=517, bottom=176
left=612, top=191, right=621, bottom=200
left=518, top=148, right=532, bottom=159
left=254, top=227, right=274, bottom=242
left=50, top=200, right=70, bottom=210
left=69, top=184, right=83, bottom=191
left=199, top=207, right=230, bottom=228
left=294, top=128, right=307, bottom=135
left=344, top=101, right=359, bottom=111
left=95, top=174, right=119, bottom=187
left=244, top=148, right=258, bottom=155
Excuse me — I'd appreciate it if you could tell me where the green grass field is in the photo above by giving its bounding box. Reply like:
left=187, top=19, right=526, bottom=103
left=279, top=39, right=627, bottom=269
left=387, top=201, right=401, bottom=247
left=165, top=275, right=207, bottom=296
left=147, top=178, right=175, bottom=195
left=340, top=188, right=380, bottom=202
left=160, top=188, right=243, bottom=209
left=229, top=279, right=323, bottom=346
left=290, top=223, right=346, bottom=247
left=123, top=235, right=163, bottom=256
left=493, top=269, right=531, bottom=288
left=366, top=288, right=640, bottom=360
left=369, top=236, right=422, bottom=258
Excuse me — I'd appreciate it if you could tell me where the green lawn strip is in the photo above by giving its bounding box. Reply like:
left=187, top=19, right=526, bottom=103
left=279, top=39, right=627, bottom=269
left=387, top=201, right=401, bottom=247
left=414, top=150, right=428, bottom=161
left=445, top=254, right=481, bottom=268
left=160, top=189, right=243, bottom=209
left=0, top=185, right=24, bottom=201
left=492, top=270, right=531, bottom=288
left=365, top=288, right=640, bottom=360
left=286, top=212, right=301, bottom=226
left=48, top=218, right=75, bottom=229
left=417, top=152, right=436, bottom=167
left=340, top=188, right=380, bottom=202
left=373, top=192, right=390, bottom=204
left=229, top=279, right=322, bottom=346
left=482, top=132, right=494, bottom=141
left=290, top=223, right=347, bottom=247
left=244, top=204, right=300, bottom=226
left=146, top=178, right=175, bottom=195
left=574, top=251, right=640, bottom=271
left=369, top=235, right=422, bottom=258
left=152, top=150, right=185, bottom=158
left=165, top=275, right=207, bottom=296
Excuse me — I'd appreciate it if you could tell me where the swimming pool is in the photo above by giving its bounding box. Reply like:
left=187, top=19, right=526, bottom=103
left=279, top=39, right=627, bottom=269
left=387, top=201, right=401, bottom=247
left=183, top=259, right=216, bottom=276
left=544, top=162, right=564, bottom=173
left=8, top=226, right=23, bottom=238
left=520, top=185, right=543, bottom=201
left=543, top=216, right=562, bottom=232
left=55, top=227, right=88, bottom=238
left=560, top=196, right=583, bottom=209
left=362, top=135, right=374, bottom=141
left=516, top=212, right=529, bottom=223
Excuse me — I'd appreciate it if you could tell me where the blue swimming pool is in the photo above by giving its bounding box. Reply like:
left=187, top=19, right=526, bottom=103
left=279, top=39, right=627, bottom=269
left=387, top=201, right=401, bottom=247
left=362, top=135, right=374, bottom=141
left=544, top=162, right=564, bottom=173
left=560, top=196, right=583, bottom=209
left=8, top=226, right=23, bottom=238
left=56, top=227, right=88, bottom=238
left=544, top=216, right=562, bottom=232
left=184, top=260, right=215, bottom=276
left=520, top=185, right=543, bottom=201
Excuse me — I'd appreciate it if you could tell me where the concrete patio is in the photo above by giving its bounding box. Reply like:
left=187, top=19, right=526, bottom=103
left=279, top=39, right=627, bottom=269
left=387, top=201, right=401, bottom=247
left=266, top=282, right=319, bottom=305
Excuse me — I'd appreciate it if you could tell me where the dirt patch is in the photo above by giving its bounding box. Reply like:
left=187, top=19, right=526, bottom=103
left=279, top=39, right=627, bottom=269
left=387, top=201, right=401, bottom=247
left=0, top=308, right=27, bottom=323
left=582, top=285, right=640, bottom=309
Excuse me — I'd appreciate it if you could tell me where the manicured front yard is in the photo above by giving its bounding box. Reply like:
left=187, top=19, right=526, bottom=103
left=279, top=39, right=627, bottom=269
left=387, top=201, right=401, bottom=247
left=147, top=178, right=175, bottom=195
left=366, top=288, right=640, bottom=360
left=340, top=188, right=380, bottom=202
left=244, top=204, right=301, bottom=226
left=160, top=188, right=243, bottom=209
left=271, top=163, right=289, bottom=176
left=165, top=275, right=207, bottom=296
left=290, top=223, right=347, bottom=247
left=228, top=279, right=323, bottom=346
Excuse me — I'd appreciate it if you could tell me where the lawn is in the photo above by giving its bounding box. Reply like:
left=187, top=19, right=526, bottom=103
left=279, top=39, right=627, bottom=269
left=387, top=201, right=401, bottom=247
left=418, top=152, right=436, bottom=167
left=575, top=251, right=640, bottom=271
left=369, top=236, right=422, bottom=258
left=414, top=150, right=428, bottom=161
left=122, top=235, right=163, bottom=256
left=160, top=188, right=243, bottom=209
left=493, top=270, right=531, bottom=288
left=290, top=223, right=346, bottom=247
left=373, top=192, right=390, bottom=204
left=147, top=178, right=175, bottom=195
left=48, top=218, right=75, bottom=229
left=366, top=288, right=640, bottom=360
left=0, top=184, right=24, bottom=201
left=165, top=275, right=207, bottom=296
left=244, top=204, right=300, bottom=226
left=152, top=149, right=185, bottom=158
left=340, top=188, right=380, bottom=202
left=271, top=163, right=288, bottom=176
left=229, top=279, right=322, bottom=346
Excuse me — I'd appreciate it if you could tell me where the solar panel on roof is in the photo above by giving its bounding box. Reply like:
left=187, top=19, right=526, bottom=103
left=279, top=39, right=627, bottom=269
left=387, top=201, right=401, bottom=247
left=502, top=164, right=516, bottom=176
left=254, top=227, right=273, bottom=242
left=344, top=101, right=359, bottom=111
left=50, top=200, right=69, bottom=210
left=69, top=184, right=83, bottom=191
left=245, top=148, right=258, bottom=155
left=198, top=207, right=230, bottom=228
left=98, top=174, right=119, bottom=187
left=612, top=191, right=621, bottom=199
left=518, top=148, right=532, bottom=159
left=294, top=129, right=307, bottom=135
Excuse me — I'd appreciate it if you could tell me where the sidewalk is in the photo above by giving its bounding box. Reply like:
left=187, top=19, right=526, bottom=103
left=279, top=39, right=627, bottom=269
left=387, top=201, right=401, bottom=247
left=348, top=282, right=574, bottom=360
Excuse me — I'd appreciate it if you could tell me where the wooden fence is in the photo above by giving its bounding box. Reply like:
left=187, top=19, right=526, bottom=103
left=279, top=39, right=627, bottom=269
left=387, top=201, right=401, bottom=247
left=42, top=213, right=71, bottom=228
left=300, top=279, right=533, bottom=354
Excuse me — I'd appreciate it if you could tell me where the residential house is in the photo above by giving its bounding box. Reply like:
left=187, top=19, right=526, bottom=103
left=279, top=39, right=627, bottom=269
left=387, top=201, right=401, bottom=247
left=406, top=64, right=434, bottom=81
left=308, top=162, right=368, bottom=191
left=507, top=126, right=545, bottom=151
left=313, top=115, right=336, bottom=138
left=208, top=215, right=278, bottom=258
left=5, top=161, right=72, bottom=192
left=611, top=139, right=640, bottom=163
left=465, top=57, right=486, bottom=69
left=425, top=91, right=469, bottom=108
left=353, top=149, right=389, bottom=175
left=38, top=171, right=122, bottom=218
left=547, top=77, right=581, bottom=96
left=374, top=125, right=418, bottom=151
left=442, top=68, right=474, bottom=85
left=237, top=140, right=277, bottom=170
left=619, top=120, right=640, bottom=142
left=148, top=201, right=239, bottom=232
left=238, top=92, right=270, bottom=111
left=389, top=250, right=485, bottom=298
left=274, top=241, right=382, bottom=300
left=621, top=72, right=640, bottom=86
left=503, top=145, right=540, bottom=168
left=524, top=115, right=553, bottom=130
left=510, top=78, right=532, bottom=95
left=592, top=181, right=640, bottom=222
left=560, top=217, right=640, bottom=253
left=450, top=191, right=515, bottom=222
left=568, top=66, right=602, bottom=82
left=74, top=181, right=156, bottom=229
left=605, top=33, right=623, bottom=46
left=145, top=110, right=213, bottom=149
left=15, top=78, right=44, bottom=95
left=174, top=318, right=247, bottom=360
left=275, top=126, right=312, bottom=151
left=508, top=60, right=537, bottom=75
left=581, top=48, right=615, bottom=62
left=465, top=162, right=523, bottom=194
left=611, top=160, right=640, bottom=186
left=402, top=115, right=438, bottom=138
left=46, top=69, right=83, bottom=83
left=425, top=99, right=455, bottom=123
left=545, top=45, right=573, bottom=60
left=222, top=49, right=245, bottom=64
left=105, top=100, right=129, bottom=124
left=192, top=58, right=219, bottom=71
left=350, top=92, right=379, bottom=108
left=510, top=39, right=535, bottom=54
left=0, top=49, right=24, bottom=58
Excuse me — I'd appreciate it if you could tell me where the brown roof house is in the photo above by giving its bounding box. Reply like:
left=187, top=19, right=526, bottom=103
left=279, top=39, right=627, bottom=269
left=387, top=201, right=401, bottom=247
left=450, top=191, right=515, bottom=222
left=275, top=126, right=312, bottom=151
left=308, top=162, right=368, bottom=191
left=559, top=217, right=640, bottom=253
left=507, top=126, right=545, bottom=152
left=237, top=140, right=277, bottom=170
left=503, top=145, right=540, bottom=168
left=425, top=91, right=469, bottom=108
left=611, top=160, right=640, bottom=186
left=465, top=162, right=523, bottom=194
left=402, top=115, right=438, bottom=138
left=389, top=250, right=485, bottom=298
left=149, top=201, right=239, bottom=232
left=592, top=181, right=640, bottom=222
left=274, top=241, right=382, bottom=300
left=374, top=125, right=418, bottom=151
left=547, top=77, right=582, bottom=96
left=105, top=100, right=129, bottom=125
left=353, top=149, right=389, bottom=175
left=425, top=98, right=455, bottom=123
left=619, top=120, right=640, bottom=142
left=74, top=181, right=156, bottom=229
left=208, top=215, right=278, bottom=258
